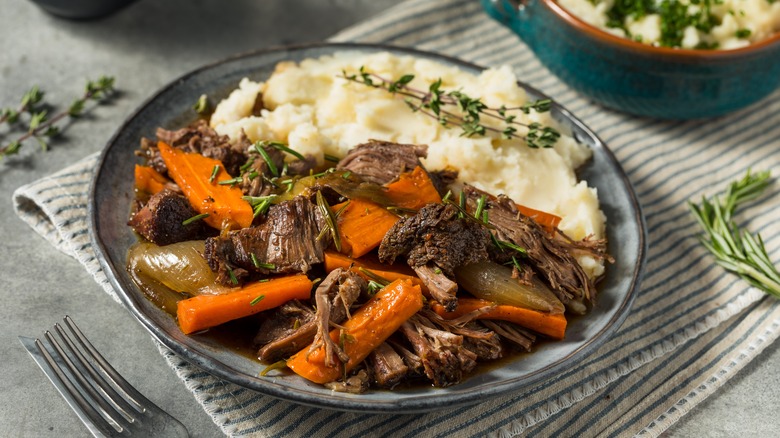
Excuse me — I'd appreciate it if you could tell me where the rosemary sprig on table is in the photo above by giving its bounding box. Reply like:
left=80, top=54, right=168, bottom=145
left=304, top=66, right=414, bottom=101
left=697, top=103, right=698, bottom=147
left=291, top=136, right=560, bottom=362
left=0, top=76, right=115, bottom=160
left=340, top=67, right=560, bottom=149
left=689, top=170, right=780, bottom=298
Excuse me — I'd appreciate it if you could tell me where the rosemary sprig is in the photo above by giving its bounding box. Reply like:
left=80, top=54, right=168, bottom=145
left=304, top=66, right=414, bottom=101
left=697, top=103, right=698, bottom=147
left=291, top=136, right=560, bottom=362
left=1, top=76, right=115, bottom=160
left=340, top=68, right=559, bottom=148
left=689, top=169, right=780, bottom=298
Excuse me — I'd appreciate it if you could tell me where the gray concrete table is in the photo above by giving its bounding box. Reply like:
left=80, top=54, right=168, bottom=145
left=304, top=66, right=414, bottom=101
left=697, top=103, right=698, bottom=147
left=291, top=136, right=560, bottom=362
left=1, top=1, right=778, bottom=436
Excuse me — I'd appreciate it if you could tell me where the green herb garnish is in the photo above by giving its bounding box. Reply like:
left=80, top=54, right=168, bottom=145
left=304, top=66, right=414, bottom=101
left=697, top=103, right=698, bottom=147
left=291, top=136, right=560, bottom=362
left=689, top=169, right=780, bottom=298
left=182, top=213, right=209, bottom=226
left=250, top=294, right=266, bottom=306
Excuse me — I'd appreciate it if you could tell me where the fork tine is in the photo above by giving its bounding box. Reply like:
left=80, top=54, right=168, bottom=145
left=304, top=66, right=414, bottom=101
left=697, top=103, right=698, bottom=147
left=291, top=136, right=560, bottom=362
left=53, top=322, right=140, bottom=422
left=44, top=329, right=134, bottom=434
left=26, top=336, right=119, bottom=437
left=63, top=315, right=158, bottom=414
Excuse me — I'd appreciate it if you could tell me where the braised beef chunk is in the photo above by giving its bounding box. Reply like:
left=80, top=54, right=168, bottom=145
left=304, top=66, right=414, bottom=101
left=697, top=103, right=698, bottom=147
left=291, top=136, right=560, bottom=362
left=420, top=310, right=503, bottom=361
left=337, top=140, right=428, bottom=185
left=255, top=269, right=363, bottom=363
left=204, top=196, right=325, bottom=285
left=369, top=342, right=409, bottom=389
left=127, top=189, right=210, bottom=245
left=463, top=185, right=596, bottom=311
left=138, top=120, right=249, bottom=177
left=379, top=203, right=492, bottom=311
left=399, top=314, right=477, bottom=387
left=324, top=369, right=371, bottom=394
left=481, top=320, right=536, bottom=351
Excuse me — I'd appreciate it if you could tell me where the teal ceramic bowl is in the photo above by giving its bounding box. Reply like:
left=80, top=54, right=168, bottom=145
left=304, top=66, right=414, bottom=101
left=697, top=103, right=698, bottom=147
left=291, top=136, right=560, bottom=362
left=482, top=0, right=780, bottom=119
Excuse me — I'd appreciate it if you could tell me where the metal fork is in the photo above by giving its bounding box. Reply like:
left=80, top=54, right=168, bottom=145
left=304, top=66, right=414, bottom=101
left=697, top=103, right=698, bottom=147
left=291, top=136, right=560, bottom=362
left=19, top=316, right=189, bottom=437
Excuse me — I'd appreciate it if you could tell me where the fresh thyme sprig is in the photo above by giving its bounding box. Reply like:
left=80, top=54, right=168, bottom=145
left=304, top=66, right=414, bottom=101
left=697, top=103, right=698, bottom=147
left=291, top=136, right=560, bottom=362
left=689, top=169, right=780, bottom=298
left=340, top=67, right=559, bottom=148
left=0, top=76, right=115, bottom=160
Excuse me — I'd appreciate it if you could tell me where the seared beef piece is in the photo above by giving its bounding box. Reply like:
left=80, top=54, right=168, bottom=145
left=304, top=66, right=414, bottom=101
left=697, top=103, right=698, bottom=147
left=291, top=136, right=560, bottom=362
left=368, top=342, right=409, bottom=389
left=388, top=339, right=425, bottom=375
left=255, top=269, right=363, bottom=362
left=481, top=320, right=536, bottom=351
left=308, top=268, right=365, bottom=367
left=337, top=140, right=427, bottom=185
left=399, top=314, right=477, bottom=387
left=205, top=196, right=325, bottom=285
left=379, top=203, right=492, bottom=311
left=285, top=153, right=318, bottom=176
left=127, top=189, right=210, bottom=245
left=254, top=300, right=316, bottom=362
left=428, top=168, right=459, bottom=198
left=324, top=369, right=371, bottom=394
left=138, top=120, right=249, bottom=177
left=463, top=185, right=596, bottom=310
left=240, top=144, right=285, bottom=197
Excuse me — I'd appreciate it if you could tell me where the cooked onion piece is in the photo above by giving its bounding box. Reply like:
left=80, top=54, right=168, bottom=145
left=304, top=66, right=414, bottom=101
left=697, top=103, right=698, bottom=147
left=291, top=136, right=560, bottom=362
left=455, top=261, right=565, bottom=314
left=127, top=240, right=228, bottom=297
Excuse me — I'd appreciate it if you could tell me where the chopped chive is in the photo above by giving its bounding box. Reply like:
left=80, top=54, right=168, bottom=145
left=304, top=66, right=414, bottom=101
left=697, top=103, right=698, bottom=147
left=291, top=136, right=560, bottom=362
left=209, top=165, right=220, bottom=183
left=324, top=153, right=340, bottom=162
left=358, top=267, right=391, bottom=286
left=458, top=191, right=466, bottom=219
left=482, top=209, right=489, bottom=225
left=254, top=142, right=279, bottom=177
left=218, top=177, right=243, bottom=186
left=227, top=267, right=239, bottom=285
left=193, top=94, right=209, bottom=114
left=474, top=194, right=487, bottom=220
left=260, top=359, right=287, bottom=376
left=247, top=170, right=259, bottom=180
left=182, top=213, right=209, bottom=226
left=433, top=267, right=442, bottom=275
left=342, top=171, right=352, bottom=180
left=267, top=141, right=305, bottom=160
left=386, top=206, right=418, bottom=215
left=292, top=319, right=301, bottom=330
left=316, top=190, right=341, bottom=251
left=250, top=294, right=265, bottom=306
left=240, top=158, right=255, bottom=173
left=367, top=280, right=384, bottom=295
left=498, top=240, right=527, bottom=255
left=442, top=190, right=452, bottom=202
left=511, top=255, right=522, bottom=271
left=251, top=254, right=276, bottom=270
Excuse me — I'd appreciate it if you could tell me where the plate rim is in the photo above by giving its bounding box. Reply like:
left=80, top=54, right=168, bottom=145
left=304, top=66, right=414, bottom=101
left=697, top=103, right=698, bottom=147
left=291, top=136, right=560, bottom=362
left=89, top=41, right=647, bottom=413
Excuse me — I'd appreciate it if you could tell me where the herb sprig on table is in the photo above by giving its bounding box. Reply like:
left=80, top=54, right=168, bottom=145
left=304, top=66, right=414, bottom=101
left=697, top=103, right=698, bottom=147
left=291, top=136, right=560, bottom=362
left=689, top=170, right=780, bottom=298
left=340, top=67, right=560, bottom=149
left=0, top=76, right=116, bottom=160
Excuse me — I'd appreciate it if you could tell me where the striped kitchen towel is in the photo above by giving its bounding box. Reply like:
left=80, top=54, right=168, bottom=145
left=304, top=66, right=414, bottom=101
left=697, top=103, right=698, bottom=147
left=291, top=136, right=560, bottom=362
left=13, top=0, right=780, bottom=436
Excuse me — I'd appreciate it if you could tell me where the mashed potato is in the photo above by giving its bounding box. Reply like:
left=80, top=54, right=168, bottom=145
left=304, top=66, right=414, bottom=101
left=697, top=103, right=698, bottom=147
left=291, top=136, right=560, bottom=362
left=210, top=52, right=606, bottom=278
left=558, top=0, right=780, bottom=49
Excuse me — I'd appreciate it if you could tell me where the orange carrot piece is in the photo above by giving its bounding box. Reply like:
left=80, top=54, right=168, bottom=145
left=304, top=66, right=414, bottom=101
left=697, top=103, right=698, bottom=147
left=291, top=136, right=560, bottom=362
left=157, top=141, right=253, bottom=230
left=134, top=165, right=170, bottom=195
left=431, top=297, right=567, bottom=340
left=323, top=250, right=426, bottom=292
left=335, top=198, right=399, bottom=258
left=385, top=166, right=442, bottom=210
left=516, top=204, right=561, bottom=235
left=177, top=275, right=312, bottom=335
left=287, top=279, right=423, bottom=384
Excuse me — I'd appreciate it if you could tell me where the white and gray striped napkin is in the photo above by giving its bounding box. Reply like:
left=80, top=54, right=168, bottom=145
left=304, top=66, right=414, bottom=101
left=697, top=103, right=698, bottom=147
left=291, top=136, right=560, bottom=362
left=13, top=0, right=780, bottom=436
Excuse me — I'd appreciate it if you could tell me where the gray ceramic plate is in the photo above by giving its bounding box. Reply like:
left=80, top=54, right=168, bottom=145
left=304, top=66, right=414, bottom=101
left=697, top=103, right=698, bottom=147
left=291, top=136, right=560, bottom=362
left=90, top=42, right=646, bottom=413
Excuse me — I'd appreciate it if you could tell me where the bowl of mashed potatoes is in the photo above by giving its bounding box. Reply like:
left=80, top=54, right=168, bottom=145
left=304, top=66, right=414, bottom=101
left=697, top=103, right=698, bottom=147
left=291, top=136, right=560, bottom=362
left=482, top=0, right=780, bottom=119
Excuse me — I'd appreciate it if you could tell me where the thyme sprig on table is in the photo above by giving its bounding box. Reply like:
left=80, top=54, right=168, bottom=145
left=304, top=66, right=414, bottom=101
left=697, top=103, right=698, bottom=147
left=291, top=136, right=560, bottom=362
left=689, top=170, right=780, bottom=298
left=340, top=67, right=560, bottom=149
left=0, top=76, right=115, bottom=160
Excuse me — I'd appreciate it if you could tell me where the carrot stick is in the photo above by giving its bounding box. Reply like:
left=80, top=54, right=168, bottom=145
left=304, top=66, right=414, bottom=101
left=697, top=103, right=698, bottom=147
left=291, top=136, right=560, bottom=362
left=177, top=274, right=312, bottom=335
left=323, top=250, right=426, bottom=292
left=134, top=165, right=170, bottom=195
left=516, top=204, right=561, bottom=235
left=157, top=141, right=253, bottom=230
left=335, top=198, right=399, bottom=258
left=287, top=279, right=424, bottom=384
left=430, top=297, right=567, bottom=340
left=385, top=166, right=442, bottom=210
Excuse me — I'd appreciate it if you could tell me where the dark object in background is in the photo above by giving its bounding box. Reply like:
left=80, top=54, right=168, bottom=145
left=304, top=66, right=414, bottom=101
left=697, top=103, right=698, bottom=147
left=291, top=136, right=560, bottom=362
left=30, top=0, right=137, bottom=20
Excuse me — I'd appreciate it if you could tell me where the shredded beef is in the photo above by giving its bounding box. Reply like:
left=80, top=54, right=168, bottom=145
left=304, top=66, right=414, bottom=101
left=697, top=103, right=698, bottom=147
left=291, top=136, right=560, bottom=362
left=337, top=140, right=427, bottom=185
